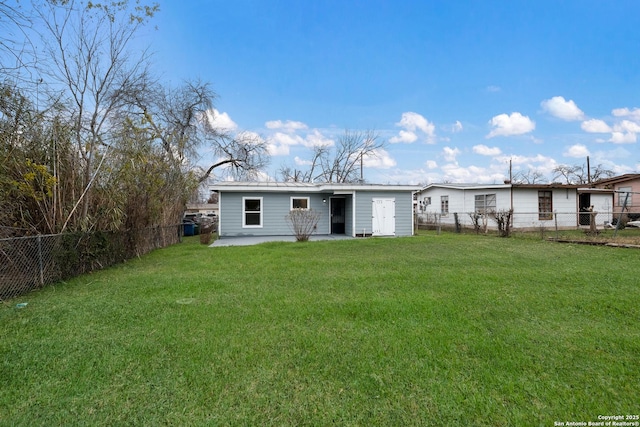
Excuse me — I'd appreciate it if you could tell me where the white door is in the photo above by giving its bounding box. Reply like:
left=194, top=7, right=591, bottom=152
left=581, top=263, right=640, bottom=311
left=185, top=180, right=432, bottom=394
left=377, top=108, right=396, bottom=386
left=372, top=198, right=395, bottom=236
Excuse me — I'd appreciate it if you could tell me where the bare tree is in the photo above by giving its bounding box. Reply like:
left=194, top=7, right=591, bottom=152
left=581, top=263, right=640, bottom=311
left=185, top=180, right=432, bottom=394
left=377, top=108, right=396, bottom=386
left=590, top=164, right=615, bottom=182
left=0, top=2, right=34, bottom=75
left=280, top=129, right=384, bottom=183
left=552, top=164, right=583, bottom=184
left=124, top=79, right=269, bottom=183
left=34, top=0, right=158, bottom=231
left=553, top=163, right=615, bottom=184
left=512, top=169, right=547, bottom=184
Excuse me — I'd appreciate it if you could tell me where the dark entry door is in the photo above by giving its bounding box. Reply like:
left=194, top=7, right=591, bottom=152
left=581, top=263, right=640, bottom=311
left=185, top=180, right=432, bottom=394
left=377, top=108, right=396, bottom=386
left=331, top=198, right=346, bottom=234
left=579, top=193, right=591, bottom=225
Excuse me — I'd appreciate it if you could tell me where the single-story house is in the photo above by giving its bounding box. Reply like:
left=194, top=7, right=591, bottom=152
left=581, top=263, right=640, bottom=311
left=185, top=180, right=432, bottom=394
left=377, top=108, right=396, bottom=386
left=210, top=182, right=419, bottom=238
left=416, top=183, right=614, bottom=230
left=593, top=174, right=640, bottom=220
left=185, top=203, right=219, bottom=217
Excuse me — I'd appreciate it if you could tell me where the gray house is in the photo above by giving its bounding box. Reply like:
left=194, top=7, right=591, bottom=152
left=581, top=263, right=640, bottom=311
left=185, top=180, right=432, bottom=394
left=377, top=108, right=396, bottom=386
left=210, top=182, right=419, bottom=239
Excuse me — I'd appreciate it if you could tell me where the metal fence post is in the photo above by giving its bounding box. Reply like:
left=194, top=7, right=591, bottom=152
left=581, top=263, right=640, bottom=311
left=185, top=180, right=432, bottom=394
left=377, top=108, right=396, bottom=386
left=37, top=235, right=44, bottom=286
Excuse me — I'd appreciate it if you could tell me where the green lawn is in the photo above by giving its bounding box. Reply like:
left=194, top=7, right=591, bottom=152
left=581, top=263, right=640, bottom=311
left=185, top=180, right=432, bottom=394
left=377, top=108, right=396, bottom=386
left=1, top=234, right=638, bottom=426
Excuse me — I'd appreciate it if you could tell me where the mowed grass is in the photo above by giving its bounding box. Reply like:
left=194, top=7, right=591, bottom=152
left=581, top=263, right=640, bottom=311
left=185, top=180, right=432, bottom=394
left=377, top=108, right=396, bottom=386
left=1, top=234, right=638, bottom=426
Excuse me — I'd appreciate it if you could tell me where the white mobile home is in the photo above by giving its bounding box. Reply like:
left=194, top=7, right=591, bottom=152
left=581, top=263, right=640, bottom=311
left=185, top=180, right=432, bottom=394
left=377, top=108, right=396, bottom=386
left=416, top=183, right=614, bottom=230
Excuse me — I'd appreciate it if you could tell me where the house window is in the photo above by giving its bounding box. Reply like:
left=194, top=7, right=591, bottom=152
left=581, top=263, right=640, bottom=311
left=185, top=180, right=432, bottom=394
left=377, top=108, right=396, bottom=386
left=441, top=196, right=449, bottom=216
left=475, top=194, right=496, bottom=214
left=290, top=197, right=309, bottom=210
left=243, top=197, right=262, bottom=227
left=538, top=191, right=553, bottom=220
left=618, top=187, right=632, bottom=207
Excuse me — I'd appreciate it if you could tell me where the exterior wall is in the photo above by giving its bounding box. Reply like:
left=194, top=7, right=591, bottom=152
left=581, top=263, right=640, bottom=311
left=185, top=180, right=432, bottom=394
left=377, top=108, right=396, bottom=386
left=218, top=192, right=333, bottom=237
left=417, top=187, right=511, bottom=229
left=343, top=197, right=353, bottom=237
left=512, top=188, right=575, bottom=228
left=590, top=193, right=614, bottom=225
left=417, top=186, right=614, bottom=230
left=354, top=190, right=414, bottom=237
left=611, top=178, right=640, bottom=214
left=218, top=189, right=415, bottom=238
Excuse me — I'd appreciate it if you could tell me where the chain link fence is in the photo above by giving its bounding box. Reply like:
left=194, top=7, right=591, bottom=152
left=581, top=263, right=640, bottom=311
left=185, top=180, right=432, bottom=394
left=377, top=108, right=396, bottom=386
left=416, top=210, right=640, bottom=242
left=0, top=225, right=183, bottom=300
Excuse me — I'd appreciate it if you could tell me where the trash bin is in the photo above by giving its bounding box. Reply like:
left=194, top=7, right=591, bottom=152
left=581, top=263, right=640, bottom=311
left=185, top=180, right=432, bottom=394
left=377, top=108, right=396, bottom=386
left=183, top=222, right=195, bottom=236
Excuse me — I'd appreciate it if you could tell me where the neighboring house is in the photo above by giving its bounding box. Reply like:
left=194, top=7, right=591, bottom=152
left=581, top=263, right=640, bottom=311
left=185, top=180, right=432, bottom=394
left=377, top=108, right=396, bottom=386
left=185, top=203, right=219, bottom=217
left=416, top=183, right=614, bottom=230
left=593, top=174, right=640, bottom=220
left=210, top=182, right=419, bottom=238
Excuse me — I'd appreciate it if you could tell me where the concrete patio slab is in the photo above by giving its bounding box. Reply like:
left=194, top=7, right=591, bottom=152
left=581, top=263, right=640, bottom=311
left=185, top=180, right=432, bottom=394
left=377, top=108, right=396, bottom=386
left=210, top=234, right=353, bottom=247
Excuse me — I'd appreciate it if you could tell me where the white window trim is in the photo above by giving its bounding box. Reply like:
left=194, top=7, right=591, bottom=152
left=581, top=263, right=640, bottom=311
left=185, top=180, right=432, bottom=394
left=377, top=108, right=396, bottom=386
left=242, top=197, right=263, bottom=228
left=290, top=196, right=310, bottom=210
left=474, top=193, right=497, bottom=214
left=618, top=187, right=632, bottom=207
left=440, top=195, right=449, bottom=216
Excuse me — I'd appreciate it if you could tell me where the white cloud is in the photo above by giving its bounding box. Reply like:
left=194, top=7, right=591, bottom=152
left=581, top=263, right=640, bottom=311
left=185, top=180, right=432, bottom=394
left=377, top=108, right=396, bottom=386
left=486, top=85, right=501, bottom=93
left=363, top=148, right=396, bottom=169
left=609, top=132, right=637, bottom=144
left=614, top=120, right=640, bottom=134
left=266, top=132, right=306, bottom=156
left=266, top=142, right=289, bottom=156
left=581, top=119, right=612, bottom=133
left=581, top=114, right=639, bottom=145
left=391, top=112, right=436, bottom=144
left=495, top=153, right=554, bottom=166
left=206, top=109, right=237, bottom=131
left=449, top=120, right=463, bottom=133
left=265, top=119, right=308, bottom=132
left=486, top=112, right=535, bottom=138
left=294, top=156, right=313, bottom=166
left=605, top=120, right=640, bottom=144
left=304, top=129, right=335, bottom=148
left=443, top=146, right=460, bottom=162
left=271, top=132, right=304, bottom=147
left=425, top=160, right=438, bottom=169
left=564, top=144, right=590, bottom=158
left=473, top=144, right=502, bottom=156
left=440, top=163, right=506, bottom=184
left=397, top=112, right=434, bottom=134
left=540, top=96, right=585, bottom=121
left=612, top=107, right=640, bottom=121
left=494, top=154, right=558, bottom=177
left=374, top=168, right=441, bottom=186
left=390, top=130, right=418, bottom=144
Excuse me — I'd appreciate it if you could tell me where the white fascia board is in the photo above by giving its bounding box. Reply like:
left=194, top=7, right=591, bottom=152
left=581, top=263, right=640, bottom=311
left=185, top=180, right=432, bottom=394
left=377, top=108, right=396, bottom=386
left=577, top=188, right=615, bottom=193
left=421, top=183, right=511, bottom=191
left=211, top=182, right=419, bottom=193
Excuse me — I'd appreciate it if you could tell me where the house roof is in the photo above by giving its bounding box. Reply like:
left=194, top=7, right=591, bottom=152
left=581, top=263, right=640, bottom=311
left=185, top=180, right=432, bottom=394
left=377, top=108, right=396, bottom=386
left=593, top=173, right=640, bottom=186
left=420, top=183, right=511, bottom=191
left=210, top=181, right=420, bottom=193
left=420, top=182, right=613, bottom=191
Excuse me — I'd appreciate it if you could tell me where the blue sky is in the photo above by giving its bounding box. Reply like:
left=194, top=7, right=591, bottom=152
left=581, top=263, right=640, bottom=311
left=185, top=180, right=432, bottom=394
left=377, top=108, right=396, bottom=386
left=151, top=1, right=640, bottom=184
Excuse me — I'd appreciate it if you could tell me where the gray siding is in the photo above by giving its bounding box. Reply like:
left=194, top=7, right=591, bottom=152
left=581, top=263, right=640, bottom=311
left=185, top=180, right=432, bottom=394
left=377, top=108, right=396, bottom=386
left=219, top=189, right=414, bottom=238
left=219, top=192, right=333, bottom=237
left=353, top=190, right=414, bottom=237
left=343, top=196, right=353, bottom=236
